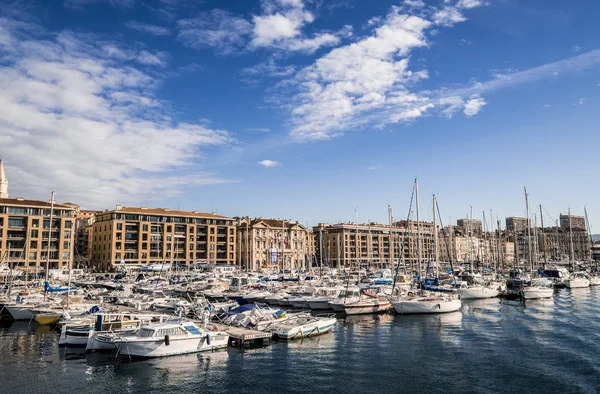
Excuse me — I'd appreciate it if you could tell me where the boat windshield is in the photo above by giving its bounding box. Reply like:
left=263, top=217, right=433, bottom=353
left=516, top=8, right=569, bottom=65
left=138, top=328, right=155, bottom=338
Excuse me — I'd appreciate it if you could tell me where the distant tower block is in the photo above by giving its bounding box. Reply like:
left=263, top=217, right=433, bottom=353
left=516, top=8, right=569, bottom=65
left=0, top=159, right=8, bottom=198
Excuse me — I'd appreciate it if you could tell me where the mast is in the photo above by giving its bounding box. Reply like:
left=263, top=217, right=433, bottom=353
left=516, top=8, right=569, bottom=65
left=433, top=194, right=438, bottom=279
left=539, top=205, right=547, bottom=267
left=482, top=210, right=488, bottom=271
left=44, top=191, right=55, bottom=301
left=584, top=206, right=593, bottom=264
left=568, top=208, right=575, bottom=272
left=524, top=186, right=533, bottom=273
left=497, top=217, right=503, bottom=271
left=388, top=205, right=393, bottom=268
left=468, top=206, right=473, bottom=273
left=415, top=179, right=422, bottom=293
left=355, top=207, right=359, bottom=272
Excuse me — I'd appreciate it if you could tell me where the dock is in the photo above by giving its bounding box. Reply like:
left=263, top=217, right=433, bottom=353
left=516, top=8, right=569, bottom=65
left=209, top=323, right=273, bottom=349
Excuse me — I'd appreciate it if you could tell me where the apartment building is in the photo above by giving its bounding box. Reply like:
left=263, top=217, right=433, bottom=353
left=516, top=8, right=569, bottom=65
left=236, top=217, right=311, bottom=271
left=91, top=206, right=236, bottom=272
left=313, top=220, right=435, bottom=270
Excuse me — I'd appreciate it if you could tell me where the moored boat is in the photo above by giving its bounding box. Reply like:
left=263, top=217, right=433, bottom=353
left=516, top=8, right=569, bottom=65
left=269, top=313, right=337, bottom=340
left=113, top=319, right=229, bottom=358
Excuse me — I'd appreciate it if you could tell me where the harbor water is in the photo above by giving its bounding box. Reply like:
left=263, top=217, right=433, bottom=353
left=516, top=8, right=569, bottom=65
left=1, top=288, right=599, bottom=394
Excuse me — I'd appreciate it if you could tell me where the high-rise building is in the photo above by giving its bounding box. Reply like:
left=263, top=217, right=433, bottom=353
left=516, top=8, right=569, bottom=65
left=505, top=217, right=530, bottom=234
left=559, top=214, right=586, bottom=231
left=236, top=217, right=311, bottom=271
left=91, top=206, right=236, bottom=272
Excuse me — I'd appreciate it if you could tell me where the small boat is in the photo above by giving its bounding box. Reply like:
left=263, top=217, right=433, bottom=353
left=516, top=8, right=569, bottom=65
left=520, top=278, right=554, bottom=299
left=393, top=293, right=462, bottom=314
left=457, top=284, right=500, bottom=300
left=269, top=313, right=337, bottom=340
left=113, top=319, right=229, bottom=358
left=565, top=272, right=590, bottom=289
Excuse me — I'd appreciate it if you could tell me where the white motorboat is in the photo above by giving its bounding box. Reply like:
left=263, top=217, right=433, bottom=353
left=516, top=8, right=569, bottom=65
left=457, top=284, right=500, bottom=300
left=342, top=294, right=391, bottom=315
left=113, top=320, right=229, bottom=358
left=520, top=278, right=554, bottom=299
left=393, top=293, right=462, bottom=314
left=269, top=313, right=337, bottom=340
left=565, top=272, right=590, bottom=289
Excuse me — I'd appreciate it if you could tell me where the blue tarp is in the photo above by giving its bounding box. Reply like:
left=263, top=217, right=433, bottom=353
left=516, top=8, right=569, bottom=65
left=421, top=282, right=455, bottom=293
left=44, top=281, right=77, bottom=293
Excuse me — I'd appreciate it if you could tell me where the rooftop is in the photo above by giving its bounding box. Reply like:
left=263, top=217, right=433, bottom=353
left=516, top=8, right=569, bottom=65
left=111, top=206, right=231, bottom=220
left=0, top=197, right=75, bottom=210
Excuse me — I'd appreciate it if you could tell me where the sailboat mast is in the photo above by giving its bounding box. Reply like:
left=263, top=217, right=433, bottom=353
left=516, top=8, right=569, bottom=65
left=584, top=206, right=593, bottom=264
left=415, top=179, right=421, bottom=293
left=539, top=205, right=547, bottom=267
left=388, top=205, right=393, bottom=268
left=44, top=191, right=55, bottom=302
left=524, top=186, right=533, bottom=273
left=433, top=194, right=438, bottom=279
left=568, top=208, right=575, bottom=272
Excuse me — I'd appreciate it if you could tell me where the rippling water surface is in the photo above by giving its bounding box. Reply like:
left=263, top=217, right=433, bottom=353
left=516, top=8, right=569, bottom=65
left=1, top=288, right=599, bottom=394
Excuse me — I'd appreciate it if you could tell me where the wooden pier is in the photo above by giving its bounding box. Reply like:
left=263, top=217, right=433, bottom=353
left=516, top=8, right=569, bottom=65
left=209, top=323, right=273, bottom=349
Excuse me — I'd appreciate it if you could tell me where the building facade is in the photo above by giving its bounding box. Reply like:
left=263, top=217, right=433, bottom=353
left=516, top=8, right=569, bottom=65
left=236, top=218, right=311, bottom=271
left=91, top=206, right=236, bottom=272
left=313, top=220, right=435, bottom=270
left=0, top=197, right=76, bottom=272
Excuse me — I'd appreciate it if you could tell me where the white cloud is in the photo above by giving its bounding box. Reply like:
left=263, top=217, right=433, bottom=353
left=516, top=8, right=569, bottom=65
left=573, top=45, right=581, bottom=52
left=136, top=50, right=170, bottom=67
left=125, top=21, right=171, bottom=36
left=0, top=20, right=234, bottom=208
left=242, top=58, right=296, bottom=78
left=258, top=160, right=281, bottom=167
left=457, top=0, right=486, bottom=9
left=249, top=128, right=272, bottom=133
left=288, top=7, right=433, bottom=140
left=463, top=94, right=486, bottom=116
left=578, top=97, right=585, bottom=105
left=177, top=9, right=252, bottom=54
left=404, top=0, right=425, bottom=8
left=433, top=7, right=467, bottom=27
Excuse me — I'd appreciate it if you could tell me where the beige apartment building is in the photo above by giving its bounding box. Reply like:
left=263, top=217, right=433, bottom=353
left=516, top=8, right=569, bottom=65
left=91, top=206, right=236, bottom=272
left=313, top=220, right=436, bottom=270
left=0, top=197, right=76, bottom=272
left=0, top=161, right=76, bottom=273
left=236, top=218, right=311, bottom=271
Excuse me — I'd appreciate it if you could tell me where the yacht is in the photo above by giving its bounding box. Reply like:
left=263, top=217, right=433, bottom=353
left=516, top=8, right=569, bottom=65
left=565, top=272, right=590, bottom=289
left=520, top=278, right=554, bottom=299
left=113, top=319, right=229, bottom=358
left=392, top=293, right=462, bottom=314
left=328, top=287, right=361, bottom=312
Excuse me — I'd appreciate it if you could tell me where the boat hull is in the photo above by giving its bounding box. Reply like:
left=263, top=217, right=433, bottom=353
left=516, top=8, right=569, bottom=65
left=34, top=313, right=62, bottom=326
left=393, top=298, right=462, bottom=314
left=5, top=306, right=34, bottom=320
left=458, top=287, right=499, bottom=300
left=343, top=300, right=391, bottom=315
left=565, top=279, right=590, bottom=289
left=117, top=334, right=229, bottom=358
left=272, top=319, right=337, bottom=340
left=307, top=300, right=333, bottom=310
left=590, top=277, right=600, bottom=286
left=520, top=288, right=553, bottom=299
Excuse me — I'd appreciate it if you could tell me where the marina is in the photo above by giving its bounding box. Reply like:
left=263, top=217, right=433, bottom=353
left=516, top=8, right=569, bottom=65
left=1, top=287, right=599, bottom=394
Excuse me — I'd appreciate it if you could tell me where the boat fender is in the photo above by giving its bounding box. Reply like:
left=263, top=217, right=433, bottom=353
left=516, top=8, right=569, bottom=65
left=207, top=334, right=211, bottom=345
left=165, top=335, right=170, bottom=346
left=407, top=292, right=414, bottom=297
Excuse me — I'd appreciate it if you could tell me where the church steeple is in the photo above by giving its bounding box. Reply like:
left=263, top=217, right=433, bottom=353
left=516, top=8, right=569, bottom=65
left=0, top=159, right=8, bottom=199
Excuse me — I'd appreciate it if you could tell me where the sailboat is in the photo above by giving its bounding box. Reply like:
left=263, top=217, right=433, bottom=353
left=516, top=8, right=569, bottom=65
left=392, top=180, right=462, bottom=314
left=519, top=187, right=553, bottom=300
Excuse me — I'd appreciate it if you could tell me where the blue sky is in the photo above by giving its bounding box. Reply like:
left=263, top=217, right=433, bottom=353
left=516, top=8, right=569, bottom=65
left=1, top=0, right=599, bottom=231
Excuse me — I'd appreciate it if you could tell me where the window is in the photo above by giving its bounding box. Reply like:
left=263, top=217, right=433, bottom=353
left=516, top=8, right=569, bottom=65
left=29, top=251, right=37, bottom=259
left=167, top=225, right=172, bottom=232
left=31, top=230, right=38, bottom=238
left=64, top=220, right=72, bottom=229
left=7, top=207, right=26, bottom=215
left=62, top=251, right=69, bottom=259
left=31, top=219, right=39, bottom=228
left=116, top=252, right=121, bottom=260
left=117, top=223, right=123, bottom=231
left=8, top=218, right=25, bottom=227
left=143, top=224, right=149, bottom=231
